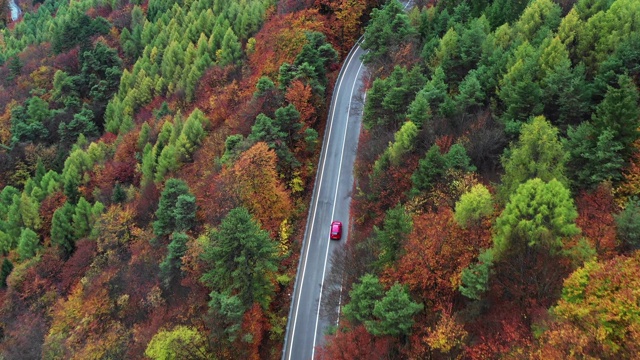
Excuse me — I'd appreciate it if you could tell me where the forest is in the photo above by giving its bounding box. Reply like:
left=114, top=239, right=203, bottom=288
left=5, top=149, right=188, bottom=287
left=0, top=0, right=381, bottom=357
left=0, top=0, right=639, bottom=358
left=318, top=0, right=640, bottom=358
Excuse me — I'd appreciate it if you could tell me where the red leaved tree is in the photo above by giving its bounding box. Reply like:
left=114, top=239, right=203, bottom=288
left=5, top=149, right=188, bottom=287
left=240, top=303, right=270, bottom=360
left=316, top=324, right=394, bottom=360
left=463, top=305, right=532, bottom=359
left=59, top=239, right=97, bottom=295
left=575, top=183, right=618, bottom=258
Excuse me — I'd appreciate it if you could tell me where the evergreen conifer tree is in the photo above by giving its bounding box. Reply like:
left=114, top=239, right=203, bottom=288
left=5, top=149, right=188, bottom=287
left=0, top=258, right=13, bottom=288
left=51, top=202, right=76, bottom=258
left=154, top=179, right=191, bottom=237
left=17, top=228, right=39, bottom=261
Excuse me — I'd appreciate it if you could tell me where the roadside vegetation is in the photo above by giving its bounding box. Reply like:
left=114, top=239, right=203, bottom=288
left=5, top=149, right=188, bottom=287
left=319, top=0, right=640, bottom=358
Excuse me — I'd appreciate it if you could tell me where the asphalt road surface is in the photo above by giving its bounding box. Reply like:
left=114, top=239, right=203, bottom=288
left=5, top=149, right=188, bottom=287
left=282, top=42, right=368, bottom=360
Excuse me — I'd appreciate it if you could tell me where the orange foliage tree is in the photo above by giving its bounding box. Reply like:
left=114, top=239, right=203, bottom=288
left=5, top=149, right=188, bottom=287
left=29, top=66, right=55, bottom=93
left=384, top=207, right=490, bottom=311
left=463, top=307, right=533, bottom=359
left=285, top=79, right=316, bottom=127
left=58, top=239, right=97, bottom=295
left=207, top=77, right=244, bottom=131
left=353, top=152, right=417, bottom=227
left=219, top=142, right=293, bottom=236
left=425, top=311, right=468, bottom=353
left=87, top=132, right=140, bottom=202
left=534, top=253, right=640, bottom=358
left=616, top=140, right=640, bottom=205
left=313, top=0, right=376, bottom=55
left=42, top=273, right=129, bottom=359
left=248, top=9, right=327, bottom=81
left=333, top=0, right=367, bottom=50
left=0, top=100, right=16, bottom=146
left=41, top=205, right=157, bottom=359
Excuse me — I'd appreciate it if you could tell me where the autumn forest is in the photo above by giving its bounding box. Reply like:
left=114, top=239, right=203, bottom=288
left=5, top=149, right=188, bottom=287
left=0, top=0, right=639, bottom=358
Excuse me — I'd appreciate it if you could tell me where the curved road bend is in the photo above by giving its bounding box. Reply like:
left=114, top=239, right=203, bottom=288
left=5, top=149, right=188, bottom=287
left=282, top=43, right=367, bottom=360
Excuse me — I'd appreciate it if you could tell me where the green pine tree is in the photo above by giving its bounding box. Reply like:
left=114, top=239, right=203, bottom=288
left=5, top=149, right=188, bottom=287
left=454, top=184, right=494, bottom=228
left=0, top=231, right=12, bottom=256
left=159, top=232, right=189, bottom=288
left=366, top=283, right=423, bottom=337
left=72, top=197, right=93, bottom=238
left=615, top=197, right=640, bottom=251
left=112, top=183, right=127, bottom=204
left=0, top=258, right=13, bottom=288
left=4, top=195, right=23, bottom=246
left=494, top=178, right=580, bottom=258
left=411, top=144, right=446, bottom=195
left=388, top=121, right=419, bottom=166
left=373, top=204, right=413, bottom=269
left=138, top=122, right=152, bottom=151
left=19, top=192, right=41, bottom=231
left=361, top=0, right=416, bottom=64
left=154, top=179, right=191, bottom=237
left=155, top=145, right=179, bottom=182
left=174, top=194, right=196, bottom=233
left=342, top=274, right=384, bottom=324
left=51, top=202, right=77, bottom=258
left=176, top=109, right=206, bottom=162
left=565, top=123, right=625, bottom=189
left=499, top=116, right=568, bottom=200
left=200, top=207, right=278, bottom=309
left=141, top=143, right=156, bottom=188
left=592, top=75, right=640, bottom=159
left=63, top=163, right=82, bottom=204
left=17, top=228, right=39, bottom=261
left=444, top=143, right=476, bottom=172
left=218, top=27, right=242, bottom=66
left=206, top=290, right=244, bottom=340
left=459, top=249, right=494, bottom=300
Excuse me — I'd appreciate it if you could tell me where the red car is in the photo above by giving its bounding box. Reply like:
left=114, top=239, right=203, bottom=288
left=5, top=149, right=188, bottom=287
left=330, top=221, right=342, bottom=240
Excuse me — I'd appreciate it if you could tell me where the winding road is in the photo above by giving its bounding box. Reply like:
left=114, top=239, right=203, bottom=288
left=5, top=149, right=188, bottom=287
left=281, top=41, right=367, bottom=360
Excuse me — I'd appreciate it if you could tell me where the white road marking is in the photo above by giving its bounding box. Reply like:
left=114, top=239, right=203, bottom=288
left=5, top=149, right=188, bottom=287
left=311, top=58, right=365, bottom=360
left=335, top=88, right=366, bottom=327
left=288, top=3, right=413, bottom=358
left=286, top=42, right=363, bottom=360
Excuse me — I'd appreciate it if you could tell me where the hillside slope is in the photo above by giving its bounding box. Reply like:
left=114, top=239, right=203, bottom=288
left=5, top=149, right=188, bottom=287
left=0, top=0, right=381, bottom=358
left=318, top=0, right=640, bottom=359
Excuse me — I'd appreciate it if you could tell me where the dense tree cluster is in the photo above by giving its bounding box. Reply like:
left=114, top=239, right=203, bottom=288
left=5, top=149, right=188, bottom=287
left=1, top=0, right=639, bottom=357
left=330, top=0, right=640, bottom=358
left=0, top=0, right=379, bottom=357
